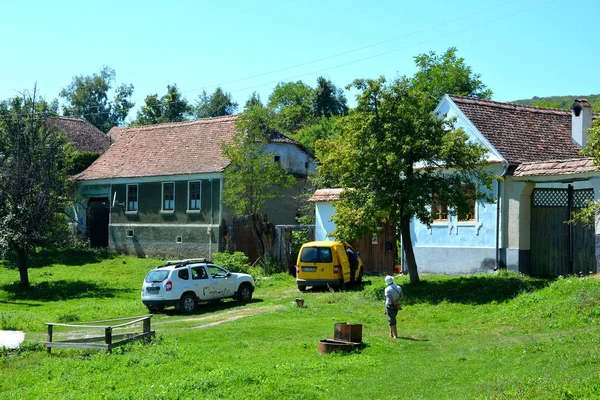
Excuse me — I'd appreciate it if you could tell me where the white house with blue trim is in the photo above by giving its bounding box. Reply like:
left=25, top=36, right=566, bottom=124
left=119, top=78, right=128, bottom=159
left=314, top=95, right=600, bottom=277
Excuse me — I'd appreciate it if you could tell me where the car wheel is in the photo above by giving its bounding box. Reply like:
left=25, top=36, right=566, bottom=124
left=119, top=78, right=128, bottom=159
left=180, top=293, right=197, bottom=314
left=237, top=283, right=253, bottom=302
left=298, top=284, right=307, bottom=292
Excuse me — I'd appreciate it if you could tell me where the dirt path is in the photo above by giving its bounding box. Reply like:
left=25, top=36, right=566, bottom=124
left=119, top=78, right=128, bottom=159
left=155, top=304, right=284, bottom=330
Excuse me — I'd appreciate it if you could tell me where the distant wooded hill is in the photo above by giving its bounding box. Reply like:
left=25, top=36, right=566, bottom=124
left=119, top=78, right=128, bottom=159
left=512, top=95, right=600, bottom=110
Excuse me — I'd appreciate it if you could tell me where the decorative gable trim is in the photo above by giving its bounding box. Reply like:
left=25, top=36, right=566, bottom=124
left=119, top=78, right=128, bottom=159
left=436, top=95, right=505, bottom=164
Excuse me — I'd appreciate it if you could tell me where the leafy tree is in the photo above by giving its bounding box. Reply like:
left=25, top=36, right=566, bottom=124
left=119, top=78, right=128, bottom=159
left=268, top=81, right=315, bottom=134
left=296, top=116, right=338, bottom=152
left=0, top=91, right=74, bottom=287
left=316, top=76, right=494, bottom=284
left=131, top=84, right=191, bottom=125
left=60, top=66, right=134, bottom=133
left=244, top=91, right=264, bottom=111
left=221, top=106, right=295, bottom=261
left=194, top=87, right=238, bottom=118
left=412, top=47, right=492, bottom=107
left=313, top=77, right=348, bottom=117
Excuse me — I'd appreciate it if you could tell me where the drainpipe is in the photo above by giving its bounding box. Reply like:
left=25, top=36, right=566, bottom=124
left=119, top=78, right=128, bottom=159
left=495, top=161, right=509, bottom=271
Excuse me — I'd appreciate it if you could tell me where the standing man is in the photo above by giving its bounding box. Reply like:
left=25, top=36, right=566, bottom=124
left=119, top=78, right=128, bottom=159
left=346, top=245, right=358, bottom=285
left=384, top=275, right=404, bottom=338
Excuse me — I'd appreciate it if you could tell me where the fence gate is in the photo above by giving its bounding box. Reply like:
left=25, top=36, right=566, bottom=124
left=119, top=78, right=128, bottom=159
left=530, top=187, right=595, bottom=276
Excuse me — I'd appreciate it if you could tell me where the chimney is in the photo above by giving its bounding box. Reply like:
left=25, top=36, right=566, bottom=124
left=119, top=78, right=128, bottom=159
left=572, top=98, right=592, bottom=148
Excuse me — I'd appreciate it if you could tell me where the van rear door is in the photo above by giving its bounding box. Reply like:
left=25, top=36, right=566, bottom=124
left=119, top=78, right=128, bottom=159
left=299, top=245, right=333, bottom=281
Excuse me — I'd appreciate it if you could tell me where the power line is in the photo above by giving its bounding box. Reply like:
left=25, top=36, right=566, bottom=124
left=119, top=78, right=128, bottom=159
left=0, top=0, right=556, bottom=122
left=182, top=0, right=522, bottom=95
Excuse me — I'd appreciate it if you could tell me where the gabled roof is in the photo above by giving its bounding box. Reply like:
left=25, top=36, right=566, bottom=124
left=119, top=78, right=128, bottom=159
left=75, top=115, right=307, bottom=181
left=309, top=188, right=343, bottom=202
left=76, top=116, right=238, bottom=181
left=47, top=117, right=110, bottom=154
left=449, top=96, right=587, bottom=165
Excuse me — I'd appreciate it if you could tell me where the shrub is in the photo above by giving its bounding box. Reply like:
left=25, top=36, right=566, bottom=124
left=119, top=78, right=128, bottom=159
left=212, top=252, right=251, bottom=273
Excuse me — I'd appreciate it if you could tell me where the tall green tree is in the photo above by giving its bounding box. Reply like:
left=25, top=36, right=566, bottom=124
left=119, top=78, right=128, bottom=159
left=60, top=66, right=134, bottom=133
left=412, top=47, right=492, bottom=107
left=244, top=91, right=264, bottom=111
left=221, top=107, right=295, bottom=261
left=313, top=77, right=348, bottom=118
left=267, top=81, right=315, bottom=135
left=0, top=91, right=74, bottom=287
left=316, top=76, right=495, bottom=284
left=194, top=87, right=238, bottom=118
left=131, top=84, right=191, bottom=125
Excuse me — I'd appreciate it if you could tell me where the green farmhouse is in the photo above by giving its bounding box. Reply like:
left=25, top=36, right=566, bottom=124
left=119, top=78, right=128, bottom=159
left=74, top=115, right=312, bottom=259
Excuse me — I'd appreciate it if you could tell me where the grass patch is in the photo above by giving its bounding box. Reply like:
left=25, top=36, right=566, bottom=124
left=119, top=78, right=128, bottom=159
left=1, top=251, right=599, bottom=399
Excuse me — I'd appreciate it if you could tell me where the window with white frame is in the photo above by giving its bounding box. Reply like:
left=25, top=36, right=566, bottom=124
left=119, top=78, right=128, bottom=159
left=188, top=181, right=201, bottom=211
left=431, top=184, right=477, bottom=222
left=457, top=183, right=476, bottom=222
left=127, top=184, right=138, bottom=212
left=162, top=182, right=175, bottom=211
left=431, top=194, right=448, bottom=222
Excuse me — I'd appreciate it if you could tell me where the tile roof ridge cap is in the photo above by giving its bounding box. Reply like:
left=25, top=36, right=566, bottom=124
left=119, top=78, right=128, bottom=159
left=449, top=95, right=571, bottom=115
left=49, top=116, right=88, bottom=122
left=119, top=115, right=239, bottom=132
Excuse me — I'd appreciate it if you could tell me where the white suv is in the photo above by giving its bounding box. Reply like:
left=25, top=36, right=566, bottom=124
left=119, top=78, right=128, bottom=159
left=141, top=259, right=255, bottom=314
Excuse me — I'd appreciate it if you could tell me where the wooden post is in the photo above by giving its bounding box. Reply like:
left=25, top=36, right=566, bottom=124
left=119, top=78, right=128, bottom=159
left=47, top=324, right=53, bottom=354
left=143, top=317, right=150, bottom=334
left=105, top=327, right=112, bottom=353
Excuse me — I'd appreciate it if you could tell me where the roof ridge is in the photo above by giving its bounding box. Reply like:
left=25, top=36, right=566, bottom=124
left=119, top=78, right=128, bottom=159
left=449, top=95, right=574, bottom=116
left=120, top=115, right=239, bottom=132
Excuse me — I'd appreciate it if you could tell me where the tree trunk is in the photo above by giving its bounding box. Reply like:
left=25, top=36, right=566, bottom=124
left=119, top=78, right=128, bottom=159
left=400, top=216, right=420, bottom=284
left=249, top=213, right=274, bottom=262
left=17, top=248, right=30, bottom=288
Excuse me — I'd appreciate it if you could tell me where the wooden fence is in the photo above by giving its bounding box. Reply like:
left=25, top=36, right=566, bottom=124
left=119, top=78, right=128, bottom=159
left=45, top=315, right=154, bottom=354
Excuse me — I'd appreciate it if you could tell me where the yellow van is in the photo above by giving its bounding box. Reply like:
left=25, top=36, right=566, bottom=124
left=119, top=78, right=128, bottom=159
left=295, top=241, right=363, bottom=291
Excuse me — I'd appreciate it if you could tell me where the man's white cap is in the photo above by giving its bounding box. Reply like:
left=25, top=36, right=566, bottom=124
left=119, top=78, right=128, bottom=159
left=385, top=275, right=394, bottom=285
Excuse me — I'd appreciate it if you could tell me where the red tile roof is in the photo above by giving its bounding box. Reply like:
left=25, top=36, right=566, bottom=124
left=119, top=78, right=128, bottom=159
left=76, top=115, right=308, bottom=181
left=449, top=96, right=586, bottom=165
left=76, top=116, right=238, bottom=180
left=48, top=117, right=110, bottom=154
left=512, top=157, right=598, bottom=177
left=309, top=188, right=343, bottom=202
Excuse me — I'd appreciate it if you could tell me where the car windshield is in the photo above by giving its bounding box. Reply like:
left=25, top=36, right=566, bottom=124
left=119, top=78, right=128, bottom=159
left=145, top=270, right=169, bottom=283
left=300, top=247, right=333, bottom=263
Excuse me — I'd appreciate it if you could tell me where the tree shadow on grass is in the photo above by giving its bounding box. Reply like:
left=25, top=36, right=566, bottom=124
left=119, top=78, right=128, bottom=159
left=1, top=280, right=127, bottom=302
left=2, top=247, right=115, bottom=270
left=401, top=275, right=550, bottom=306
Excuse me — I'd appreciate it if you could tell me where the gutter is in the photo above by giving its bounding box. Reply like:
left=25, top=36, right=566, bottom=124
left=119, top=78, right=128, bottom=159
left=495, top=160, right=510, bottom=271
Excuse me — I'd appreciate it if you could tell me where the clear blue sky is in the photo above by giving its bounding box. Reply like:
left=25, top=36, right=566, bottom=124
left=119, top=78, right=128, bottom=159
left=1, top=0, right=597, bottom=120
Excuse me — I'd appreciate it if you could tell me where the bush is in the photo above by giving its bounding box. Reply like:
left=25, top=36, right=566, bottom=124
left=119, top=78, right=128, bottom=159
left=212, top=252, right=251, bottom=273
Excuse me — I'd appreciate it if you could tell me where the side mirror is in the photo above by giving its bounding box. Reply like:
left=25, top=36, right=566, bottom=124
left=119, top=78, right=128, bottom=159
left=357, top=252, right=361, bottom=258
left=226, top=272, right=231, bottom=278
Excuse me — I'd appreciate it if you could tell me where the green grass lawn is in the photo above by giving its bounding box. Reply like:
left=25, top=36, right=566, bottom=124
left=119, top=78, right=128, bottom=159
left=1, top=249, right=600, bottom=399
